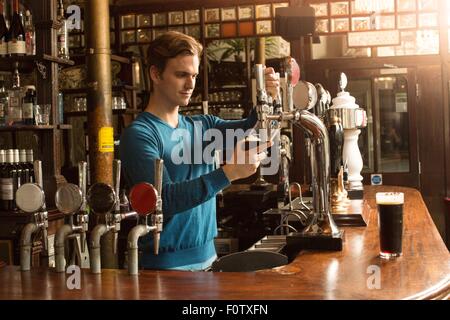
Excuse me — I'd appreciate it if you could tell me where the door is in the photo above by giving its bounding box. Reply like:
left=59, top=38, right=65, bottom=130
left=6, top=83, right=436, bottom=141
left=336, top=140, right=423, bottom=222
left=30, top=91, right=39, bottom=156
left=327, top=68, right=420, bottom=188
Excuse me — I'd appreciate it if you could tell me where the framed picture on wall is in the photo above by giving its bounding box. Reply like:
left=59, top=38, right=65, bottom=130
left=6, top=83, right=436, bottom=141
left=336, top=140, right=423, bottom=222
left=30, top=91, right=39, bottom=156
left=330, top=1, right=349, bottom=16
left=238, top=6, right=253, bottom=20
left=352, top=17, right=371, bottom=31
left=256, top=20, right=272, bottom=34
left=137, top=15, right=151, bottom=27
left=168, top=11, right=184, bottom=25
left=153, top=12, right=167, bottom=26
left=316, top=19, right=329, bottom=33
left=331, top=18, right=349, bottom=32
left=185, top=25, right=201, bottom=39
left=221, top=7, right=237, bottom=21
left=121, top=15, right=135, bottom=28
left=185, top=10, right=200, bottom=24
left=205, top=8, right=220, bottom=22
left=255, top=4, right=271, bottom=18
left=205, top=24, right=220, bottom=38
left=310, top=3, right=328, bottom=17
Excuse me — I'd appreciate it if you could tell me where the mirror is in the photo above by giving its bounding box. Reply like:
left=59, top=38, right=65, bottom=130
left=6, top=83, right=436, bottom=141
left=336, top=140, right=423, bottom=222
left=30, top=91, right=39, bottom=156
left=55, top=183, right=83, bottom=215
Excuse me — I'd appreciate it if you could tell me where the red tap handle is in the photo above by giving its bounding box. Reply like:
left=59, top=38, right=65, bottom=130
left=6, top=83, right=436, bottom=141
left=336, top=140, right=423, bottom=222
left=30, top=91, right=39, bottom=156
left=129, top=182, right=158, bottom=217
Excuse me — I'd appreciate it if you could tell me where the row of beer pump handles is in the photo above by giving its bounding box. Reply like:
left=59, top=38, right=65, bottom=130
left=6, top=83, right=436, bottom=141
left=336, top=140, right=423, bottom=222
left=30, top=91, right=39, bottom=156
left=253, top=60, right=340, bottom=239
left=254, top=57, right=366, bottom=241
left=16, top=57, right=366, bottom=273
left=16, top=158, right=163, bottom=276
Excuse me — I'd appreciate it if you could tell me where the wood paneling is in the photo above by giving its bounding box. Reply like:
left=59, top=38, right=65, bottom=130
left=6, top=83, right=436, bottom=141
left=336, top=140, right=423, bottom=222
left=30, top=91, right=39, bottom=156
left=416, top=65, right=447, bottom=238
left=0, top=186, right=448, bottom=299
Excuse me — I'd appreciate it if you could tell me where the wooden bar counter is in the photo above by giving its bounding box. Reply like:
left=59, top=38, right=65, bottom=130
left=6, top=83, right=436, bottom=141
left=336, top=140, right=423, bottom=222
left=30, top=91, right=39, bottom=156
left=0, top=186, right=449, bottom=300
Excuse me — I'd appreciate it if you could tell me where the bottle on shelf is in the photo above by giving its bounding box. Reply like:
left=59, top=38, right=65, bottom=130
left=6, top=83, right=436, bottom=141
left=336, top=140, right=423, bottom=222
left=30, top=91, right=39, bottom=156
left=1, top=149, right=18, bottom=210
left=18, top=149, right=29, bottom=183
left=6, top=0, right=26, bottom=56
left=24, top=9, right=35, bottom=55
left=25, top=149, right=34, bottom=183
left=0, top=79, right=8, bottom=126
left=7, top=63, right=23, bottom=125
left=13, top=149, right=22, bottom=206
left=22, top=85, right=35, bottom=125
left=0, top=0, right=8, bottom=57
left=0, top=150, right=5, bottom=174
left=57, top=0, right=69, bottom=60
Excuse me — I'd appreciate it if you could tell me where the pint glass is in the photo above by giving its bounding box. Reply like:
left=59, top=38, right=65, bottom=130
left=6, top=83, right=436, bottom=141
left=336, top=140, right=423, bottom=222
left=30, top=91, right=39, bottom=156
left=376, top=192, right=404, bottom=259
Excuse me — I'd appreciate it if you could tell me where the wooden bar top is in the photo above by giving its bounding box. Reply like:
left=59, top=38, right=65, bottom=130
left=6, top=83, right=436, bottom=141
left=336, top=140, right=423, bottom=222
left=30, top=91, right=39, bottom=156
left=0, top=186, right=449, bottom=300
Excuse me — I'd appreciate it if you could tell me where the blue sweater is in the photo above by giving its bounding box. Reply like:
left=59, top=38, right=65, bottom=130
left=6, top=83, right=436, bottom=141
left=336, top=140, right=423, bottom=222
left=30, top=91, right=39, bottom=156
left=120, top=110, right=257, bottom=269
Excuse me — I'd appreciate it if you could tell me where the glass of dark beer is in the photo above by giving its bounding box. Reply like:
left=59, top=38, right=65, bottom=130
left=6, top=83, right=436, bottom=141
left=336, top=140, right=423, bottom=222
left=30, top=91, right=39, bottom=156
left=376, top=192, right=404, bottom=259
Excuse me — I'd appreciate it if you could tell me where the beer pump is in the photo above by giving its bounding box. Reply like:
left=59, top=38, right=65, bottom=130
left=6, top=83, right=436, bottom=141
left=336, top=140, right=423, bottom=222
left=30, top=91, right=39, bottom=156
left=88, top=159, right=137, bottom=274
left=322, top=73, right=368, bottom=226
left=127, top=159, right=164, bottom=275
left=254, top=61, right=343, bottom=250
left=54, top=162, right=90, bottom=272
left=327, top=73, right=367, bottom=199
left=313, top=82, right=348, bottom=212
left=16, top=160, right=49, bottom=271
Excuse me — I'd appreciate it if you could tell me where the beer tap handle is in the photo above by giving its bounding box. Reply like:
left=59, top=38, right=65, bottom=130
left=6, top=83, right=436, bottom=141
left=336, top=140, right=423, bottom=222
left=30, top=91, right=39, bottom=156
left=113, top=160, right=121, bottom=213
left=154, top=159, right=163, bottom=200
left=255, top=64, right=267, bottom=104
left=78, top=161, right=88, bottom=253
left=34, top=160, right=43, bottom=189
left=153, top=159, right=164, bottom=255
left=254, top=64, right=269, bottom=130
left=33, top=160, right=48, bottom=252
left=78, top=161, right=87, bottom=212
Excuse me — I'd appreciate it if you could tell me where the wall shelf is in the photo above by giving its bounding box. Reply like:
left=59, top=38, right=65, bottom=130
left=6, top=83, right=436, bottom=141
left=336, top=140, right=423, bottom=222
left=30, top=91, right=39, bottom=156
left=64, top=108, right=139, bottom=117
left=0, top=124, right=71, bottom=131
left=0, top=54, right=74, bottom=72
left=60, top=84, right=139, bottom=94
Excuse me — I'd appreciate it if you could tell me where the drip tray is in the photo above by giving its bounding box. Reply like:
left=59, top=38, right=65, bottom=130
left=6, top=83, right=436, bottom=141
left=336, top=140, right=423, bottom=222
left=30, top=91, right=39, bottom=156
left=247, top=235, right=287, bottom=254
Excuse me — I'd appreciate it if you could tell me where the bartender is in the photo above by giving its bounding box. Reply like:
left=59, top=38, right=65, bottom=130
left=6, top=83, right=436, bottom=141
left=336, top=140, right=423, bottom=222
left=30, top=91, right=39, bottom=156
left=120, top=31, right=279, bottom=270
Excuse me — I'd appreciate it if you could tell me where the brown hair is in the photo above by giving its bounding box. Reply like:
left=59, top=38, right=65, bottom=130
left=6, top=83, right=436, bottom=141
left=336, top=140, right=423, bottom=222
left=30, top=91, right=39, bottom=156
left=147, top=31, right=203, bottom=75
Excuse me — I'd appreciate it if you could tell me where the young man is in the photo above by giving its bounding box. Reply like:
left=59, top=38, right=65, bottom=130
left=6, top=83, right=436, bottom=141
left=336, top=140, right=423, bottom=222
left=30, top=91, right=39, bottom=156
left=120, top=31, right=279, bottom=270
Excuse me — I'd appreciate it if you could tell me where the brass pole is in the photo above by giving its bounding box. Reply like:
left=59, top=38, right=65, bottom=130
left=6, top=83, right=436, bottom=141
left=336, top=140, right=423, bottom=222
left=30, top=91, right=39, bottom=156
left=85, top=0, right=116, bottom=268
left=255, top=37, right=266, bottom=65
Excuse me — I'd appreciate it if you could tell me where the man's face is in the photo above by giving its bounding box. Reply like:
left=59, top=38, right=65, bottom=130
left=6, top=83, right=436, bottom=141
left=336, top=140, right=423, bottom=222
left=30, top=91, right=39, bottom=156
left=152, top=54, right=199, bottom=107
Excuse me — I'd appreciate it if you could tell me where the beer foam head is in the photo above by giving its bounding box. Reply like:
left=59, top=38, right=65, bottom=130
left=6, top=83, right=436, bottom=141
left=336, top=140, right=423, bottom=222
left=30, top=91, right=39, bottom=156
left=376, top=192, right=404, bottom=205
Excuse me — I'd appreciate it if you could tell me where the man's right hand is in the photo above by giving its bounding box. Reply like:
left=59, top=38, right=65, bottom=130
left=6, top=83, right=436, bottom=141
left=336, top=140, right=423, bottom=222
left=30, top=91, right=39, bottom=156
left=222, top=138, right=273, bottom=182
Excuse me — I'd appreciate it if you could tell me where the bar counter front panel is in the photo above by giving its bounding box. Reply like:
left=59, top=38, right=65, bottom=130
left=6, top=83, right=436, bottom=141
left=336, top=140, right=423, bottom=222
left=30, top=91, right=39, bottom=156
left=0, top=186, right=449, bottom=300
